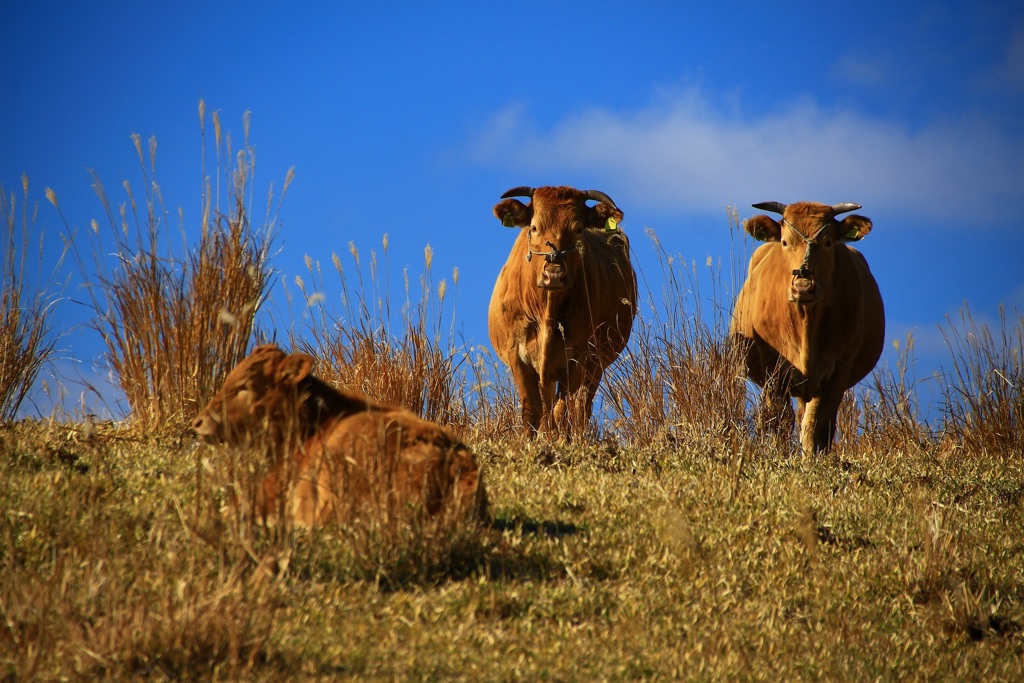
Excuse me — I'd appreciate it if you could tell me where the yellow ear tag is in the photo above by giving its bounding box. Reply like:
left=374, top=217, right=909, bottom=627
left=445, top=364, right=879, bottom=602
left=501, top=214, right=515, bottom=228
left=845, top=227, right=861, bottom=241
left=605, top=217, right=618, bottom=231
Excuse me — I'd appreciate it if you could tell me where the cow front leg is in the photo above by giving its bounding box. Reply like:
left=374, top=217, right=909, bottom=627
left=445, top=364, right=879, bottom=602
left=511, top=360, right=543, bottom=437
left=804, top=383, right=847, bottom=454
left=538, top=376, right=559, bottom=439
left=798, top=396, right=820, bottom=455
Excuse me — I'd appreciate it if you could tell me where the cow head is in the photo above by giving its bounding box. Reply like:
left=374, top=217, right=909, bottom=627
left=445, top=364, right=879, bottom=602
left=745, top=201, right=872, bottom=305
left=493, top=186, right=623, bottom=290
left=192, top=344, right=314, bottom=446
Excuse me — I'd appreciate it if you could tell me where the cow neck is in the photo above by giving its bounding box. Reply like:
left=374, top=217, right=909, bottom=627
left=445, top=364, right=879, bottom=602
left=532, top=286, right=581, bottom=339
left=537, top=287, right=569, bottom=323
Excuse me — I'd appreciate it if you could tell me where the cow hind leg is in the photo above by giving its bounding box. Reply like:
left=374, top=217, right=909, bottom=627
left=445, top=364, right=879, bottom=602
left=757, top=371, right=795, bottom=447
left=815, top=416, right=838, bottom=454
left=552, top=395, right=566, bottom=431
left=561, top=390, right=589, bottom=441
left=564, top=360, right=602, bottom=441
left=549, top=377, right=571, bottom=437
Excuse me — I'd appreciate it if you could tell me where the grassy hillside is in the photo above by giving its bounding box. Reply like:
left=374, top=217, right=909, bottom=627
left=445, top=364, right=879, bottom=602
left=2, top=418, right=1022, bottom=680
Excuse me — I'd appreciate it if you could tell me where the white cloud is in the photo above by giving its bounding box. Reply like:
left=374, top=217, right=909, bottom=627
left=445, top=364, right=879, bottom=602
left=470, top=88, right=1023, bottom=224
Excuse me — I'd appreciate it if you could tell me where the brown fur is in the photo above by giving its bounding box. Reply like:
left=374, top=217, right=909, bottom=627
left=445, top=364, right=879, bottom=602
left=192, top=344, right=487, bottom=526
left=489, top=186, right=638, bottom=437
left=731, top=202, right=885, bottom=453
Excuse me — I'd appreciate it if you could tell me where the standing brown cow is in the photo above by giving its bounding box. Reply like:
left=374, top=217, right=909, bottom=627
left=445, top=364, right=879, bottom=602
left=489, top=186, right=637, bottom=437
left=192, top=344, right=487, bottom=527
left=731, top=201, right=885, bottom=453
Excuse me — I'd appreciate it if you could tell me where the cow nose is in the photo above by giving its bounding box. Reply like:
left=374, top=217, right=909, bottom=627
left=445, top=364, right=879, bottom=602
left=792, top=278, right=815, bottom=295
left=193, top=413, right=213, bottom=435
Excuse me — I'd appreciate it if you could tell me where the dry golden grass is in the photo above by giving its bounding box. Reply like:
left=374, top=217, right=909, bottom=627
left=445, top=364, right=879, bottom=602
left=4, top=235, right=1023, bottom=678
left=295, top=240, right=467, bottom=429
left=3, top=110, right=1023, bottom=679
left=2, top=413, right=1022, bottom=680
left=602, top=227, right=749, bottom=449
left=291, top=235, right=525, bottom=445
left=940, top=304, right=1024, bottom=457
left=48, top=102, right=288, bottom=432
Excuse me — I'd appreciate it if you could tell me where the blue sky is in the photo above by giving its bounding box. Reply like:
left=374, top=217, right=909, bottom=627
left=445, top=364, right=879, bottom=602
left=3, top=1, right=1023, bottom=420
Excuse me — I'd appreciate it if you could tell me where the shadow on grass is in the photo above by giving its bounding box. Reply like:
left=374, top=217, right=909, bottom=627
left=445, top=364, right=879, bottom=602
left=285, top=512, right=586, bottom=591
left=488, top=514, right=583, bottom=539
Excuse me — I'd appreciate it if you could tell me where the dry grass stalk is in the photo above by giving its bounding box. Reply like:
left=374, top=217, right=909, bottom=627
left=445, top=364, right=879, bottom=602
left=49, top=103, right=289, bottom=431
left=0, top=176, right=63, bottom=420
left=939, top=304, right=1023, bottom=457
left=297, top=238, right=466, bottom=429
left=602, top=227, right=749, bottom=449
left=851, top=333, right=934, bottom=453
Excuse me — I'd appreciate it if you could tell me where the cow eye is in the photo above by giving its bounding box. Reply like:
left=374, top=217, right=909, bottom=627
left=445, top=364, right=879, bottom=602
left=782, top=239, right=789, bottom=248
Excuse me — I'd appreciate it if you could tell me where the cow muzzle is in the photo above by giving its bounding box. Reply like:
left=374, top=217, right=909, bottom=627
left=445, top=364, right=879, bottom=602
left=539, top=262, right=570, bottom=289
left=788, top=225, right=821, bottom=304
left=789, top=271, right=817, bottom=304
left=192, top=410, right=228, bottom=443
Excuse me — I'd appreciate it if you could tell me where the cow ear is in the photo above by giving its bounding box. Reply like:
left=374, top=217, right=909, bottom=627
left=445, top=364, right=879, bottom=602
left=838, top=215, right=872, bottom=242
left=745, top=215, right=781, bottom=242
left=590, top=202, right=624, bottom=230
left=276, top=353, right=314, bottom=385
left=493, top=199, right=532, bottom=228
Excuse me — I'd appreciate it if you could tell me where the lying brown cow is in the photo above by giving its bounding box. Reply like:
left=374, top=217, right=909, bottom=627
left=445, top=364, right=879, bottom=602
left=731, top=201, right=885, bottom=453
left=489, top=186, right=637, bottom=437
left=192, top=344, right=487, bottom=527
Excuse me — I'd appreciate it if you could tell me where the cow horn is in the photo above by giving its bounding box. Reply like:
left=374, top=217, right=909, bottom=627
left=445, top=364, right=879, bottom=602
left=585, top=190, right=619, bottom=210
left=500, top=186, right=535, bottom=200
left=831, top=202, right=862, bottom=216
left=752, top=201, right=787, bottom=215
